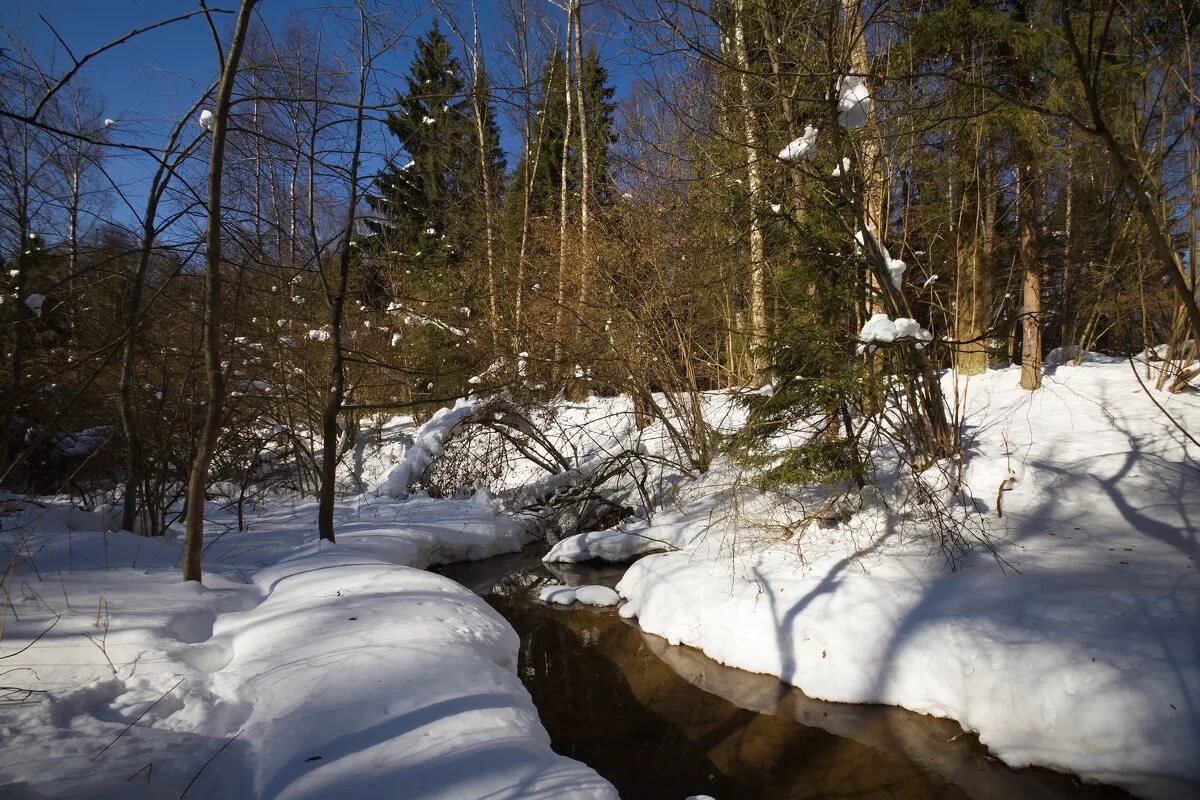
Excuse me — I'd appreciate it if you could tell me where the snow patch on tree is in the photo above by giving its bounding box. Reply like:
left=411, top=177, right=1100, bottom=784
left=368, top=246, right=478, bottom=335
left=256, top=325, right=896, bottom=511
left=836, top=75, right=872, bottom=129
left=375, top=398, right=482, bottom=497
left=858, top=313, right=932, bottom=347
left=778, top=124, right=818, bottom=161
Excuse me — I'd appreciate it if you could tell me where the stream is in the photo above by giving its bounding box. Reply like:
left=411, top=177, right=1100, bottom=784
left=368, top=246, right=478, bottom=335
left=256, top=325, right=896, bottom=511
left=436, top=548, right=1132, bottom=800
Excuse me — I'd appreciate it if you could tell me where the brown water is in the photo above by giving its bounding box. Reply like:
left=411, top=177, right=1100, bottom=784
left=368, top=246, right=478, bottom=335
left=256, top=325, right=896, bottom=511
left=437, top=550, right=1132, bottom=800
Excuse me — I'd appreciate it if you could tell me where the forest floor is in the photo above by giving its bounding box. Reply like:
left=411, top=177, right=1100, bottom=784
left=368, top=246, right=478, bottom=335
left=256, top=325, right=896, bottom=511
left=592, top=361, right=1199, bottom=800
left=0, top=495, right=617, bottom=799
left=0, top=359, right=1196, bottom=800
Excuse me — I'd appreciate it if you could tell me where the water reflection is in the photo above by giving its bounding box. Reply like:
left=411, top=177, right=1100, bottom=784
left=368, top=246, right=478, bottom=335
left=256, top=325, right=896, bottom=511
left=437, top=555, right=1131, bottom=800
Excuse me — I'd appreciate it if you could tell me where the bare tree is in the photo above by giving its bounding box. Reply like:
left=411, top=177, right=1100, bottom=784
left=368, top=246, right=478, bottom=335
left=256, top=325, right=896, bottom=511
left=183, top=0, right=259, bottom=583
left=317, top=2, right=374, bottom=544
left=730, top=0, right=767, bottom=378
left=1058, top=2, right=1200, bottom=348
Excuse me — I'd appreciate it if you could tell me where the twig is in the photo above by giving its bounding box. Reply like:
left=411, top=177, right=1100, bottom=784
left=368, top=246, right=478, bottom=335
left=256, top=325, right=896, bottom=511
left=1128, top=355, right=1200, bottom=449
left=180, top=728, right=244, bottom=798
left=91, top=678, right=185, bottom=761
left=127, top=762, right=154, bottom=783
left=81, top=631, right=118, bottom=676
left=0, top=614, right=60, bottom=659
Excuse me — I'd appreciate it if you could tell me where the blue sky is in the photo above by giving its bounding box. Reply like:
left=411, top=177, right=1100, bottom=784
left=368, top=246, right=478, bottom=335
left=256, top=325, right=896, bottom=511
left=2, top=0, right=635, bottom=224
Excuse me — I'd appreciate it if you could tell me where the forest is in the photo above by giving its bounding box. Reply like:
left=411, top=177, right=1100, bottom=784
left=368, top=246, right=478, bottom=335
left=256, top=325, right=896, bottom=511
left=0, top=1, right=1197, bottom=799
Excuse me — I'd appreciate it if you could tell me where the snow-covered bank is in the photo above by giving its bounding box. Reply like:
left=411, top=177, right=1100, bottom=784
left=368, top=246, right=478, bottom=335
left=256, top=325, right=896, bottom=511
left=543, top=529, right=671, bottom=563
left=0, top=496, right=616, bottom=799
left=615, top=362, right=1200, bottom=799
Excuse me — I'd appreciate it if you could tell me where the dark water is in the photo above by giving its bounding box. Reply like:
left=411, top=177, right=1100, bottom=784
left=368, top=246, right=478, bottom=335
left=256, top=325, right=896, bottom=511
left=437, top=550, right=1132, bottom=800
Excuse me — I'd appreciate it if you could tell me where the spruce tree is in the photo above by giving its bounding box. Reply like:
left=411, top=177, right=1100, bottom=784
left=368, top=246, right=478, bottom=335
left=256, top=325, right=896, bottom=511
left=507, top=47, right=617, bottom=218
left=360, top=21, right=494, bottom=310
left=578, top=46, right=618, bottom=206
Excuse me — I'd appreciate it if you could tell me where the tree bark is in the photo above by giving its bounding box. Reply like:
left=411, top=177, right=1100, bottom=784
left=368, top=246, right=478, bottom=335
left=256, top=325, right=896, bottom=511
left=571, top=0, right=593, bottom=325
left=468, top=1, right=500, bottom=349
left=552, top=18, right=575, bottom=383
left=317, top=3, right=371, bottom=544
left=732, top=0, right=767, bottom=378
left=182, top=0, right=257, bottom=582
left=955, top=155, right=989, bottom=376
left=1017, top=154, right=1043, bottom=390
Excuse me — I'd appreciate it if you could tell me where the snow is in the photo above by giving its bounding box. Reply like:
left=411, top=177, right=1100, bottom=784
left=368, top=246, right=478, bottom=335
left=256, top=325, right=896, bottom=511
left=543, top=529, right=669, bottom=563
left=374, top=398, right=483, bottom=497
left=837, top=75, right=872, bottom=129
left=858, top=313, right=931, bottom=345
left=777, top=124, right=818, bottom=162
left=103, top=118, right=116, bottom=127
left=1045, top=346, right=1122, bottom=366
left=615, top=362, right=1200, bottom=799
left=53, top=426, right=111, bottom=457
left=0, top=490, right=615, bottom=799
left=831, top=157, right=851, bottom=177
left=573, top=585, right=621, bottom=607
left=5, top=362, right=1197, bottom=797
left=24, top=293, right=44, bottom=316
left=858, top=313, right=896, bottom=342
left=1137, top=340, right=1195, bottom=362
left=891, top=317, right=929, bottom=340
left=538, top=585, right=577, bottom=605
left=467, top=358, right=506, bottom=386
left=386, top=302, right=466, bottom=337
left=536, top=584, right=620, bottom=608
left=198, top=109, right=214, bottom=131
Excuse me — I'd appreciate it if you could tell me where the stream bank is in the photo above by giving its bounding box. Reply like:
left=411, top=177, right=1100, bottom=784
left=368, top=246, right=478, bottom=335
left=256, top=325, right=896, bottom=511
left=436, top=549, right=1132, bottom=800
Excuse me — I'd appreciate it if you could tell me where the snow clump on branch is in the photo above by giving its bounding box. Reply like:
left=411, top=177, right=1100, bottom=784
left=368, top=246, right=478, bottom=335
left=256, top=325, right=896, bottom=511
left=857, top=313, right=932, bottom=353
left=837, top=75, right=872, bottom=129
left=778, top=124, right=818, bottom=161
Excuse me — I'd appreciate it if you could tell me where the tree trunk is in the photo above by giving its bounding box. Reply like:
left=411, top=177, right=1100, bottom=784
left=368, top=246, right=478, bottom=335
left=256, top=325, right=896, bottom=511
left=732, top=0, right=767, bottom=378
left=843, top=0, right=885, bottom=313
left=182, top=0, right=258, bottom=583
left=571, top=0, right=593, bottom=327
left=955, top=156, right=989, bottom=376
left=317, top=5, right=370, bottom=544
left=1017, top=155, right=1043, bottom=390
left=552, top=17, right=575, bottom=383
left=469, top=2, right=500, bottom=350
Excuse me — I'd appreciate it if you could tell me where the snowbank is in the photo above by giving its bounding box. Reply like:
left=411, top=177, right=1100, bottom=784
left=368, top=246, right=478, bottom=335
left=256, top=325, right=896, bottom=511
left=616, top=363, right=1200, bottom=799
left=542, top=529, right=671, bottom=563
left=0, top=495, right=614, bottom=799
